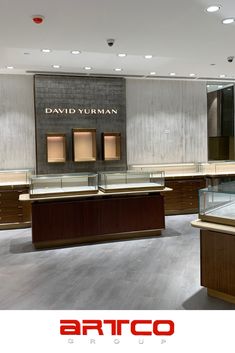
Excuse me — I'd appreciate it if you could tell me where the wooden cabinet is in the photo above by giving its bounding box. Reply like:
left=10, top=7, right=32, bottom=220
left=0, top=186, right=31, bottom=229
left=31, top=193, right=165, bottom=248
left=164, top=177, right=206, bottom=215
left=200, top=229, right=235, bottom=303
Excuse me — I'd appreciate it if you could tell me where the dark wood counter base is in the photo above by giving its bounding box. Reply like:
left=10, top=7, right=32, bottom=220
left=201, top=229, right=235, bottom=302
left=207, top=288, right=235, bottom=304
left=32, top=193, right=165, bottom=249
left=34, top=229, right=162, bottom=249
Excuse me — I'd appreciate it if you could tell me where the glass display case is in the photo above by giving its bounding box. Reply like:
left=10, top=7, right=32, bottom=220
left=0, top=169, right=32, bottom=186
left=46, top=133, right=66, bottom=163
left=30, top=173, right=98, bottom=197
left=199, top=162, right=235, bottom=174
left=102, top=132, right=121, bottom=161
left=73, top=128, right=96, bottom=162
left=199, top=181, right=235, bottom=226
left=99, top=171, right=165, bottom=192
left=128, top=163, right=200, bottom=176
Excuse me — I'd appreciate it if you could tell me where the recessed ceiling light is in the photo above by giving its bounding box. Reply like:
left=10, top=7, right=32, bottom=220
left=6, top=66, right=14, bottom=69
left=118, top=53, right=127, bottom=57
left=218, top=85, right=223, bottom=88
left=71, top=50, right=81, bottom=55
left=170, top=72, right=176, bottom=76
left=84, top=66, right=92, bottom=70
left=150, top=72, right=156, bottom=75
left=41, top=49, right=51, bottom=53
left=52, top=65, right=60, bottom=69
left=207, top=85, right=210, bottom=88
left=114, top=68, right=122, bottom=72
left=144, top=55, right=153, bottom=59
left=206, top=5, right=221, bottom=13
left=189, top=73, right=196, bottom=77
left=219, top=74, right=226, bottom=78
left=222, top=18, right=235, bottom=24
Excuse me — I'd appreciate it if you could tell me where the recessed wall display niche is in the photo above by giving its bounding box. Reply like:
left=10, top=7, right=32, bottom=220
left=102, top=132, right=121, bottom=161
left=46, top=134, right=66, bottom=163
left=73, top=129, right=96, bottom=162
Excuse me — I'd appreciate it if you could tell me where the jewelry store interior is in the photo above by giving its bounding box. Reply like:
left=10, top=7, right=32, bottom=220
left=1, top=0, right=235, bottom=310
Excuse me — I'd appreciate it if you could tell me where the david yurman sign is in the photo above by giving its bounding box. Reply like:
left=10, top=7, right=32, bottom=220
left=34, top=74, right=126, bottom=174
left=45, top=107, right=118, bottom=115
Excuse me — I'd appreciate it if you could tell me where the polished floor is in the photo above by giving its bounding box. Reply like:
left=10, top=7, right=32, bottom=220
left=0, top=214, right=234, bottom=310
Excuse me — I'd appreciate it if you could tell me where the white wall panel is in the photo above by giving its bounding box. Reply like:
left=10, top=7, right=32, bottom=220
left=0, top=75, right=35, bottom=170
left=126, top=79, right=207, bottom=165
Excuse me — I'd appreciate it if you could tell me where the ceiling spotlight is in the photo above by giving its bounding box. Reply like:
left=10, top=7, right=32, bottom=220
left=206, top=5, right=221, bottom=13
left=218, top=85, right=223, bottom=88
left=114, top=68, right=122, bottom=72
left=71, top=50, right=81, bottom=55
left=41, top=49, right=51, bottom=53
left=219, top=74, right=226, bottom=78
left=118, top=53, right=127, bottom=57
left=6, top=66, right=14, bottom=69
left=150, top=72, right=156, bottom=75
left=207, top=85, right=210, bottom=88
left=84, top=66, right=92, bottom=70
left=144, top=55, right=153, bottom=59
left=189, top=73, right=196, bottom=77
left=170, top=72, right=176, bottom=76
left=52, top=65, right=60, bottom=69
left=222, top=18, right=235, bottom=24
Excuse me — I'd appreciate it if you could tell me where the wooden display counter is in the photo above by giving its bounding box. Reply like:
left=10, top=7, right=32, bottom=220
left=192, top=219, right=235, bottom=304
left=21, top=188, right=171, bottom=249
left=0, top=184, right=31, bottom=229
left=164, top=176, right=206, bottom=215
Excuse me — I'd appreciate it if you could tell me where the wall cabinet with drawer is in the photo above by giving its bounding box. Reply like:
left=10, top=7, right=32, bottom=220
left=0, top=186, right=31, bottom=229
left=164, top=177, right=206, bottom=215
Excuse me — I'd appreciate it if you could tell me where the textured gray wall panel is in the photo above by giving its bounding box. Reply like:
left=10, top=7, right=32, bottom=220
left=126, top=79, right=207, bottom=165
left=34, top=75, right=127, bottom=174
left=0, top=75, right=35, bottom=170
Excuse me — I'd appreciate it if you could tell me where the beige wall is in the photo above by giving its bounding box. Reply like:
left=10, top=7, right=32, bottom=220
left=0, top=75, right=35, bottom=170
left=126, top=78, right=208, bottom=165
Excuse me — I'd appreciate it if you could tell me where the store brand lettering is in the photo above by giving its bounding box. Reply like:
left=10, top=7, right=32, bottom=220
left=45, top=108, right=118, bottom=115
left=60, top=319, right=174, bottom=336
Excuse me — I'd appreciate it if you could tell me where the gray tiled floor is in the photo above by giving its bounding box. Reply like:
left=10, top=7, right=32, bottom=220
left=0, top=214, right=234, bottom=310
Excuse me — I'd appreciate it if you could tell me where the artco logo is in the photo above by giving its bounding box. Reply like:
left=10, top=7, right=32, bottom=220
left=60, top=319, right=174, bottom=336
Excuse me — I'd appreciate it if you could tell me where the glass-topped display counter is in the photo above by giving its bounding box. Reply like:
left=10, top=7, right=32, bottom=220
left=99, top=171, right=165, bottom=193
left=199, top=181, right=235, bottom=226
left=0, top=169, right=32, bottom=186
left=128, top=163, right=200, bottom=177
left=30, top=173, right=98, bottom=198
left=129, top=162, right=235, bottom=177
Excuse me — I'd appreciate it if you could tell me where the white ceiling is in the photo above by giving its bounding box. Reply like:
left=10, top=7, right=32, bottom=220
left=1, top=0, right=235, bottom=78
